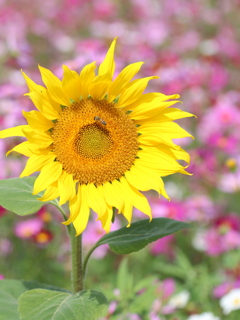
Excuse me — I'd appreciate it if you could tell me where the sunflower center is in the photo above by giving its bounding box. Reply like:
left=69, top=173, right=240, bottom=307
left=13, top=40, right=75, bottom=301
left=51, top=99, right=139, bottom=185
left=75, top=123, right=113, bottom=159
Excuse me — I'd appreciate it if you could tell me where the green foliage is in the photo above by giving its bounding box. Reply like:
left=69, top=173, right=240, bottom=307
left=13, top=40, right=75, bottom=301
left=222, top=250, right=240, bottom=269
left=18, top=289, right=108, bottom=320
left=0, top=177, right=58, bottom=216
left=0, top=280, right=70, bottom=320
left=114, top=258, right=158, bottom=316
left=97, top=218, right=193, bottom=254
left=0, top=280, right=107, bottom=320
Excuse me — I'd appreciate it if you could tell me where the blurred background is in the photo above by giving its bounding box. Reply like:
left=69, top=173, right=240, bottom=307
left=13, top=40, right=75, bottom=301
left=0, top=0, right=240, bottom=319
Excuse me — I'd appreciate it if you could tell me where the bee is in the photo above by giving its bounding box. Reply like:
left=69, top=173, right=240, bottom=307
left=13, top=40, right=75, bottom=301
left=94, top=116, right=107, bottom=125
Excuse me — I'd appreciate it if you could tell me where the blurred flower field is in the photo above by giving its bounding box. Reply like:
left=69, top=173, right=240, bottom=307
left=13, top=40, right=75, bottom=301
left=1, top=0, right=240, bottom=319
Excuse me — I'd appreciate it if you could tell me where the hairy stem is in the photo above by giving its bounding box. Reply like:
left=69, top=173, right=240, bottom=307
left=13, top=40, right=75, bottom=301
left=69, top=226, right=83, bottom=293
left=55, top=203, right=84, bottom=293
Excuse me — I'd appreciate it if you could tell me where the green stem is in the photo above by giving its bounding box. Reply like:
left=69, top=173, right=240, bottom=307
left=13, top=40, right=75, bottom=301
left=54, top=203, right=84, bottom=293
left=69, top=226, right=84, bottom=293
left=82, top=243, right=99, bottom=278
left=53, top=203, right=68, bottom=221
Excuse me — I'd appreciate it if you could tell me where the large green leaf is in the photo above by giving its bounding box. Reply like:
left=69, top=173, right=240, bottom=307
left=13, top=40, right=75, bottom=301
left=97, top=218, right=193, bottom=254
left=0, top=280, right=69, bottom=320
left=0, top=177, right=58, bottom=215
left=18, top=289, right=108, bottom=320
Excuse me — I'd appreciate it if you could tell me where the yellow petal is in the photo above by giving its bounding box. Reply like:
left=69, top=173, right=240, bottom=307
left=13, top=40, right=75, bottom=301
left=98, top=38, right=117, bottom=78
left=63, top=188, right=81, bottom=226
left=139, top=146, right=183, bottom=165
left=116, top=178, right=133, bottom=225
left=6, top=141, right=34, bottom=157
left=135, top=109, right=193, bottom=124
left=98, top=204, right=113, bottom=233
left=20, top=154, right=55, bottom=178
left=167, top=146, right=190, bottom=164
left=72, top=184, right=90, bottom=235
left=88, top=79, right=109, bottom=100
left=130, top=100, right=180, bottom=120
left=126, top=92, right=180, bottom=110
left=158, top=108, right=196, bottom=121
left=22, top=110, right=54, bottom=131
left=139, top=121, right=193, bottom=139
left=102, top=181, right=124, bottom=213
left=27, top=91, right=60, bottom=120
left=38, top=181, right=59, bottom=202
left=62, top=65, right=82, bottom=101
left=79, top=61, right=96, bottom=99
left=23, top=129, right=53, bottom=148
left=147, top=145, right=190, bottom=164
left=125, top=164, right=169, bottom=199
left=121, top=177, right=152, bottom=220
left=0, top=125, right=29, bottom=138
left=58, top=172, right=76, bottom=205
left=21, top=71, right=45, bottom=93
left=117, top=76, right=159, bottom=108
left=38, top=65, right=69, bottom=106
left=108, top=62, right=144, bottom=101
left=138, top=132, right=179, bottom=149
left=86, top=184, right=107, bottom=218
left=33, top=161, right=62, bottom=195
left=136, top=150, right=185, bottom=176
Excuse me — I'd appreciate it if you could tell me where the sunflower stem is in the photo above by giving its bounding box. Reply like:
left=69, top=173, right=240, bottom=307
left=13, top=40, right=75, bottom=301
left=53, top=203, right=68, bottom=222
left=54, top=203, right=84, bottom=293
left=69, top=225, right=84, bottom=293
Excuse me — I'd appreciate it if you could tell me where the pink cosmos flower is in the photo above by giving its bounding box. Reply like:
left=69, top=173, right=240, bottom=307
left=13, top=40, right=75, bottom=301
left=213, top=280, right=240, bottom=299
left=194, top=214, right=240, bottom=256
left=150, top=235, right=175, bottom=257
left=185, top=195, right=217, bottom=222
left=207, top=133, right=238, bottom=154
left=0, top=238, right=13, bottom=256
left=219, top=171, right=240, bottom=193
left=92, top=0, right=116, bottom=18
left=14, top=218, right=44, bottom=239
left=198, top=93, right=240, bottom=144
left=148, top=311, right=161, bottom=320
left=157, top=278, right=176, bottom=300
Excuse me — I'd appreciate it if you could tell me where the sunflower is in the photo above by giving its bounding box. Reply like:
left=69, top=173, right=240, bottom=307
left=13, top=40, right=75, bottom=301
left=0, top=38, right=194, bottom=235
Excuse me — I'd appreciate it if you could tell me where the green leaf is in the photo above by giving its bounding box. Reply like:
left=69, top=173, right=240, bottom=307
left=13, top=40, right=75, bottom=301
left=0, top=280, right=69, bottom=320
left=153, top=261, right=186, bottom=279
left=0, top=177, right=58, bottom=215
left=97, top=218, right=193, bottom=254
left=116, top=258, right=134, bottom=300
left=18, top=289, right=108, bottom=320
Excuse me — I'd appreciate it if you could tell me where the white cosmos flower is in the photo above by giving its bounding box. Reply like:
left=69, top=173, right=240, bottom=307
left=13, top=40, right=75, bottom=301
left=168, top=290, right=190, bottom=308
left=187, top=312, right=220, bottom=320
left=220, top=288, right=240, bottom=314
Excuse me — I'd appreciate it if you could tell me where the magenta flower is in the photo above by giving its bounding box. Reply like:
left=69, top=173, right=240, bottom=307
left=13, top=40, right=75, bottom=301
left=159, top=278, right=176, bottom=300
left=150, top=235, right=175, bottom=257
left=0, top=206, right=6, bottom=217
left=213, top=281, right=240, bottom=299
left=194, top=214, right=240, bottom=256
left=14, top=218, right=44, bottom=239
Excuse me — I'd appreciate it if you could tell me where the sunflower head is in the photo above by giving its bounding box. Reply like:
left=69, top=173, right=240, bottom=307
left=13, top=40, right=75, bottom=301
left=0, top=38, right=194, bottom=235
